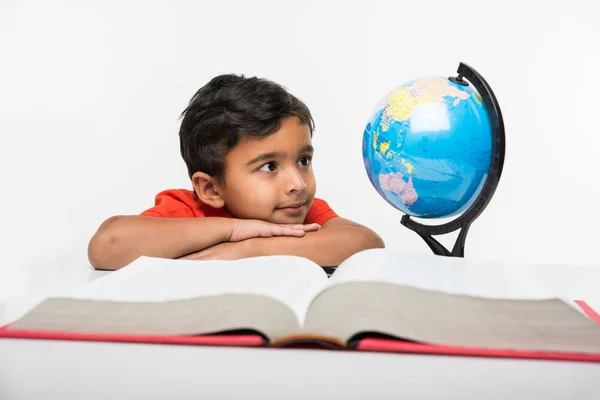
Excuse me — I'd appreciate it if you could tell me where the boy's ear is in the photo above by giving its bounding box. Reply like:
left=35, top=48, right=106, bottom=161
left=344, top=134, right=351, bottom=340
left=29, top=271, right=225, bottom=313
left=191, top=171, right=225, bottom=209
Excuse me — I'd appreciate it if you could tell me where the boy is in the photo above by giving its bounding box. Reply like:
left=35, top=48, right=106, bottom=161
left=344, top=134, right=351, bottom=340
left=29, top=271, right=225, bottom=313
left=88, top=74, right=384, bottom=270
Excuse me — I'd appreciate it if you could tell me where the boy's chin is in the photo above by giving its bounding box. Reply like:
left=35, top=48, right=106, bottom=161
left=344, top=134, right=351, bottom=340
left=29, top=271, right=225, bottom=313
left=268, top=212, right=308, bottom=225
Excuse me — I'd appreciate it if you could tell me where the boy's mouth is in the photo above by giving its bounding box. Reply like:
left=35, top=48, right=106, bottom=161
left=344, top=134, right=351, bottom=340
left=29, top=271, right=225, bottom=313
left=276, top=201, right=307, bottom=215
left=278, top=201, right=306, bottom=209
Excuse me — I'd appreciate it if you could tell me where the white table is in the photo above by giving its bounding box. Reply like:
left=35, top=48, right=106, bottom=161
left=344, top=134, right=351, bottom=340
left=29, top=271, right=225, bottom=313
left=1, top=259, right=600, bottom=399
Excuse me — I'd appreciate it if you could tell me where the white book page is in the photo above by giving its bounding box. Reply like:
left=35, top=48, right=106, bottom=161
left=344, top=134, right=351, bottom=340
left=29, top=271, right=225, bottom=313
left=70, top=255, right=329, bottom=325
left=327, top=249, right=558, bottom=300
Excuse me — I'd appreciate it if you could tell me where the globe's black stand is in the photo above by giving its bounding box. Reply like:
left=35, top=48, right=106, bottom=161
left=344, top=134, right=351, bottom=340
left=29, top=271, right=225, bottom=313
left=400, top=62, right=506, bottom=257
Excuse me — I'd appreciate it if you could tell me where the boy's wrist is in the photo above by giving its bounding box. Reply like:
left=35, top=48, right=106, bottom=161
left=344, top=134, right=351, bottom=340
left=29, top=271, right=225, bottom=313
left=197, top=217, right=237, bottom=244
left=222, top=218, right=237, bottom=242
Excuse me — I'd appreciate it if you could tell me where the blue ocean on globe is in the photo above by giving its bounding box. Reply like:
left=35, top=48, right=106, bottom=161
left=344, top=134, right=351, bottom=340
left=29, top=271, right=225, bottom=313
left=362, top=77, right=492, bottom=218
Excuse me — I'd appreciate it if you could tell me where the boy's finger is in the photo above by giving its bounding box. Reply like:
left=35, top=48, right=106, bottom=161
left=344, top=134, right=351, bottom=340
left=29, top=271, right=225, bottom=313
left=287, top=223, right=320, bottom=231
left=268, top=226, right=306, bottom=237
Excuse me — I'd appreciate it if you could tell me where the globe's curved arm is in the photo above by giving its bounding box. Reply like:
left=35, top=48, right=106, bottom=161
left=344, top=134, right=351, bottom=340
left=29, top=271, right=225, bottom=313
left=454, top=62, right=506, bottom=220
left=401, top=62, right=506, bottom=257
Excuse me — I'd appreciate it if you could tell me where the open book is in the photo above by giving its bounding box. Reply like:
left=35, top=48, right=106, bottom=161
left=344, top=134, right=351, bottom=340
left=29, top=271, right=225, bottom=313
left=4, top=249, right=600, bottom=361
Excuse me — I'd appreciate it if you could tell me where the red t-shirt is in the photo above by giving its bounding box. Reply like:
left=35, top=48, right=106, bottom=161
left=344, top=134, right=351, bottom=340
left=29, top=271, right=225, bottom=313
left=140, top=189, right=339, bottom=226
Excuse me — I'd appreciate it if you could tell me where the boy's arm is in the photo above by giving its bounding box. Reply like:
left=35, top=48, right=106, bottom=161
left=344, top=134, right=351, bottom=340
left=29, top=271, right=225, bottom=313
left=186, top=217, right=385, bottom=266
left=246, top=217, right=385, bottom=266
left=88, top=216, right=320, bottom=271
left=88, top=216, right=236, bottom=271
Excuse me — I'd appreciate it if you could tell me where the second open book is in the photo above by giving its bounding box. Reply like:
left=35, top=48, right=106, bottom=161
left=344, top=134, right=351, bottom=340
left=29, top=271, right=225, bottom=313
left=6, top=248, right=600, bottom=356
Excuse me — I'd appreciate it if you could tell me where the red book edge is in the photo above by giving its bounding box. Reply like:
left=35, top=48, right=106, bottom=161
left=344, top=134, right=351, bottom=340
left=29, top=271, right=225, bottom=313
left=1, top=300, right=599, bottom=362
left=355, top=339, right=600, bottom=363
left=0, top=327, right=266, bottom=347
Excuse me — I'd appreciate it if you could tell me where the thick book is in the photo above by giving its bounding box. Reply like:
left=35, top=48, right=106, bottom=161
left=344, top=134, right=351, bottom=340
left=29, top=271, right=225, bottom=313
left=2, top=249, right=600, bottom=362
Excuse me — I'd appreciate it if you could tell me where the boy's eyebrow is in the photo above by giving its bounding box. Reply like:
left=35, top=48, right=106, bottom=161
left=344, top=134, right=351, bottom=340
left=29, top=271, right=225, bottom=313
left=300, top=144, right=315, bottom=154
left=246, top=152, right=281, bottom=166
left=246, top=144, right=314, bottom=166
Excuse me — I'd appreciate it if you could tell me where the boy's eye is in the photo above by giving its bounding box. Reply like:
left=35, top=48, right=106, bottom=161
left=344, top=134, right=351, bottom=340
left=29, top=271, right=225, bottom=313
left=259, top=161, right=277, bottom=172
left=299, top=156, right=312, bottom=167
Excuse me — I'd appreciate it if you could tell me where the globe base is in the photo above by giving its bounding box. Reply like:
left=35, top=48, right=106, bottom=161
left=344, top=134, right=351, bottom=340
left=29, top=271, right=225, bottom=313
left=401, top=215, right=471, bottom=257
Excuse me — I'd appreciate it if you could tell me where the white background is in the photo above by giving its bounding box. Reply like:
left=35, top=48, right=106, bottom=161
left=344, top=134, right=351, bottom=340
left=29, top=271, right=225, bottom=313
left=1, top=0, right=599, bottom=299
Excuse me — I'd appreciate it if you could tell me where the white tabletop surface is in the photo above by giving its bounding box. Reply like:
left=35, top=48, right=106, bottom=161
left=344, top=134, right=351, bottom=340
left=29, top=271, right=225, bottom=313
left=1, top=257, right=600, bottom=399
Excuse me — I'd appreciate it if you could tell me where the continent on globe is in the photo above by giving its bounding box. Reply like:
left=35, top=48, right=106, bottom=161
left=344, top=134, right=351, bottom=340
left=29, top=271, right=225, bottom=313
left=382, top=77, right=470, bottom=128
left=378, top=172, right=418, bottom=206
left=401, top=158, right=414, bottom=174
left=409, top=78, right=469, bottom=103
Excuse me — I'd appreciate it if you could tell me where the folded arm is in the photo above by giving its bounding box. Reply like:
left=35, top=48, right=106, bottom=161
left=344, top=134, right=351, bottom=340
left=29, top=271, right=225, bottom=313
left=214, top=217, right=385, bottom=266
left=87, top=215, right=321, bottom=271
left=87, top=216, right=235, bottom=271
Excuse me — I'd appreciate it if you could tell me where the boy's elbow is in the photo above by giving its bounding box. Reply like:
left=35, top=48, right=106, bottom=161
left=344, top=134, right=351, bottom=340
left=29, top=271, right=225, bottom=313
left=87, top=216, right=126, bottom=271
left=363, top=228, right=385, bottom=250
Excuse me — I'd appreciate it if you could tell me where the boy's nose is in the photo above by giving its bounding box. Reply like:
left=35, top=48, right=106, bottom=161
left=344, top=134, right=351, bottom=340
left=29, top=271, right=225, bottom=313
left=285, top=168, right=307, bottom=194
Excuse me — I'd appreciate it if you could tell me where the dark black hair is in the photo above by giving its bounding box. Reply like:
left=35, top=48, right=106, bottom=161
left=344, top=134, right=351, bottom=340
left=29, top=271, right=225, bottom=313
left=179, top=74, right=315, bottom=182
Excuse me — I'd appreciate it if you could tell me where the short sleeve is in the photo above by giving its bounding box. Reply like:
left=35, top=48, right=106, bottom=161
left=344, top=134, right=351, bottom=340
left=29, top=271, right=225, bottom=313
left=140, top=209, right=165, bottom=218
left=140, top=190, right=203, bottom=218
left=304, top=198, right=338, bottom=225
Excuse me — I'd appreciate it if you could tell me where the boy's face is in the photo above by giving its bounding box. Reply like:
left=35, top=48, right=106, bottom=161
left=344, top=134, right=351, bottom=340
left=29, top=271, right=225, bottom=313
left=219, top=116, right=316, bottom=224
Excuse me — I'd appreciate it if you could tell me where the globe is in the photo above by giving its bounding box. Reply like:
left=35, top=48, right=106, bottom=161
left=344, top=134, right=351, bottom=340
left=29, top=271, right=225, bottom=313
left=362, top=77, right=493, bottom=219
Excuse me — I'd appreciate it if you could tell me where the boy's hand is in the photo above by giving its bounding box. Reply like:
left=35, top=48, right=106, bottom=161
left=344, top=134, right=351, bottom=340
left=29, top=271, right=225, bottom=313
left=228, top=219, right=320, bottom=242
